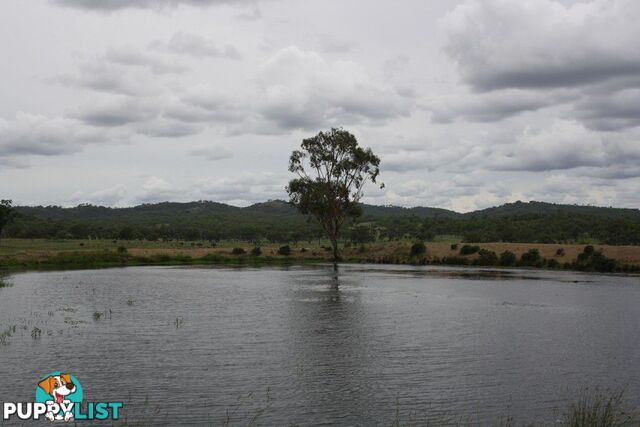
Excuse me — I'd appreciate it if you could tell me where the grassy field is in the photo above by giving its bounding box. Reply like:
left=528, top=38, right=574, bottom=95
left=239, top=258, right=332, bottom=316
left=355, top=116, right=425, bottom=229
left=1, top=237, right=640, bottom=272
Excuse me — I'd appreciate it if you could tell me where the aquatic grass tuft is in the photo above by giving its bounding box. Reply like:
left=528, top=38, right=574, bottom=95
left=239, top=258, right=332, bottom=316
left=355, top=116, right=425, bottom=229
left=0, top=325, right=16, bottom=345
left=562, top=388, right=637, bottom=427
left=174, top=317, right=184, bottom=328
left=31, top=326, right=41, bottom=339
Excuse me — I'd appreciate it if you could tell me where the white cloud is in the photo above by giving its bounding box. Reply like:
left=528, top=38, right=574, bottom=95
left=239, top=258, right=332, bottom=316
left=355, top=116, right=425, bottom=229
left=249, top=46, right=414, bottom=133
left=70, top=184, right=128, bottom=206
left=136, top=176, right=181, bottom=203
left=196, top=172, right=286, bottom=204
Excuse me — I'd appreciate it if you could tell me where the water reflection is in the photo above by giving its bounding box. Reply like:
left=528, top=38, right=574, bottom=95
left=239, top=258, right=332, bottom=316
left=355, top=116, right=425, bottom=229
left=285, top=264, right=374, bottom=423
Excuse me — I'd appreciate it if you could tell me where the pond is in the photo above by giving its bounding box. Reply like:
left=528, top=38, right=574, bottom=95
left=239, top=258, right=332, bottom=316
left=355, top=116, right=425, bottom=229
left=0, top=265, right=638, bottom=425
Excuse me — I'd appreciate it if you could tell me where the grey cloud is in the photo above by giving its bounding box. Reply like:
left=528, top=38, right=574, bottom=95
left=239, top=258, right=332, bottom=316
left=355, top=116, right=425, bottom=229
left=441, top=0, right=640, bottom=92
left=429, top=90, right=569, bottom=123
left=134, top=119, right=204, bottom=138
left=72, top=98, right=158, bottom=127
left=0, top=113, right=114, bottom=160
left=573, top=88, right=640, bottom=131
left=487, top=120, right=640, bottom=172
left=104, top=47, right=188, bottom=74
left=189, top=146, right=233, bottom=161
left=236, top=7, right=261, bottom=20
left=53, top=0, right=255, bottom=12
left=57, top=69, right=139, bottom=96
left=149, top=31, right=242, bottom=60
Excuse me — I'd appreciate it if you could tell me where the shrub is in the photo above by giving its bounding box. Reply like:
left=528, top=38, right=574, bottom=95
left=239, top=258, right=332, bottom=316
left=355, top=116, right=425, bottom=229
left=459, top=245, right=480, bottom=255
left=499, top=250, right=517, bottom=266
left=520, top=248, right=542, bottom=266
left=476, top=249, right=498, bottom=265
left=556, top=248, right=566, bottom=257
left=251, top=246, right=261, bottom=256
left=410, top=241, right=427, bottom=257
left=450, top=243, right=458, bottom=251
left=117, top=245, right=128, bottom=255
left=278, top=245, right=291, bottom=256
left=231, top=247, right=246, bottom=255
left=575, top=247, right=617, bottom=272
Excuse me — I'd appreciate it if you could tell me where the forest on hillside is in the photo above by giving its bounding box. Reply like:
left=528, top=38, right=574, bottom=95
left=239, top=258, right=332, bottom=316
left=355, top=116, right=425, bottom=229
left=3, top=200, right=640, bottom=245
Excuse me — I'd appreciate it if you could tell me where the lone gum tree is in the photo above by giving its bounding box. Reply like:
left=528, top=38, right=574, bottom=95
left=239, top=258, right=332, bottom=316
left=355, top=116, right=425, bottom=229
left=286, top=128, right=382, bottom=261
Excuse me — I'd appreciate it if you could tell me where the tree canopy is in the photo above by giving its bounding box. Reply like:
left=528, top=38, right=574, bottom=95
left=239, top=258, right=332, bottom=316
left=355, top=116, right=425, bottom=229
left=0, top=199, right=15, bottom=241
left=286, top=128, right=381, bottom=260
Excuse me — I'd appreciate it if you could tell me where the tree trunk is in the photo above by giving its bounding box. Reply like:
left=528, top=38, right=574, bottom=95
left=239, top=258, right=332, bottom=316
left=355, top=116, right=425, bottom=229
left=330, top=234, right=340, bottom=261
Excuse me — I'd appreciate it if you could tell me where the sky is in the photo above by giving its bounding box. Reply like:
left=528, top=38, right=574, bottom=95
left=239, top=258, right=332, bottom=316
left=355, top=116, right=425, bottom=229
left=1, top=0, right=640, bottom=212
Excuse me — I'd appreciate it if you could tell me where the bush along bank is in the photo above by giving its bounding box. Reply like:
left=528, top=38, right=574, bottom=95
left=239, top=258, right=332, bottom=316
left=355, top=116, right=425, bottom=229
left=413, top=244, right=640, bottom=273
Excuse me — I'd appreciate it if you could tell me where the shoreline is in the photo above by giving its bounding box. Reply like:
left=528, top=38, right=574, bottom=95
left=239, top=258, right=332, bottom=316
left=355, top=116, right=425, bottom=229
left=2, top=238, right=640, bottom=274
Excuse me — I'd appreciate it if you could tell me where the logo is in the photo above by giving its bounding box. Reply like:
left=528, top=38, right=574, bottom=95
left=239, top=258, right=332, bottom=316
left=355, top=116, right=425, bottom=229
left=2, top=371, right=123, bottom=422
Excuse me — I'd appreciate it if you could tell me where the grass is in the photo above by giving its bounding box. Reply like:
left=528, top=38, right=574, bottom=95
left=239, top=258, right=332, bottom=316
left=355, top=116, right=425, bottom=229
left=562, top=388, right=637, bottom=427
left=1, top=238, right=640, bottom=273
left=0, top=324, right=16, bottom=345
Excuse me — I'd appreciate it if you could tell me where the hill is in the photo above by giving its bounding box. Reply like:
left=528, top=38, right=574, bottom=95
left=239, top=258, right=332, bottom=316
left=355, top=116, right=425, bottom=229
left=5, top=200, right=640, bottom=245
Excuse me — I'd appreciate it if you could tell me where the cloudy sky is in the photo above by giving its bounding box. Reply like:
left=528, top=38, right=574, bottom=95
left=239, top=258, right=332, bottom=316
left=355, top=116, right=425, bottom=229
left=1, top=0, right=640, bottom=212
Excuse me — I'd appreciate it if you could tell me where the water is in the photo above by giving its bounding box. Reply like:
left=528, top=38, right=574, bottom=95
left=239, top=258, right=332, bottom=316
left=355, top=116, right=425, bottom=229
left=0, top=265, right=639, bottom=425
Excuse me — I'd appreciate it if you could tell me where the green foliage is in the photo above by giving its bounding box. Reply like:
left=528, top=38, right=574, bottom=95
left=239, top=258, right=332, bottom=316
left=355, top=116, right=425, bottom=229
left=5, top=199, right=640, bottom=247
left=117, top=245, right=128, bottom=255
left=0, top=199, right=16, bottom=239
left=575, top=247, right=617, bottom=272
left=520, top=248, right=542, bottom=267
left=499, top=251, right=517, bottom=266
left=251, top=246, right=262, bottom=256
left=277, top=245, right=291, bottom=256
left=476, top=248, right=498, bottom=265
left=349, top=225, right=375, bottom=244
left=450, top=243, right=458, bottom=251
left=459, top=245, right=480, bottom=255
left=409, top=241, right=426, bottom=257
left=286, top=128, right=381, bottom=260
left=231, top=247, right=246, bottom=255
left=118, top=226, right=134, bottom=240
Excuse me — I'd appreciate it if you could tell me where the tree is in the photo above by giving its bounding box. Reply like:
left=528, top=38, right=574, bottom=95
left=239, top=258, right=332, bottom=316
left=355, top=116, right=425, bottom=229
left=0, top=200, right=16, bottom=242
left=286, top=128, right=381, bottom=260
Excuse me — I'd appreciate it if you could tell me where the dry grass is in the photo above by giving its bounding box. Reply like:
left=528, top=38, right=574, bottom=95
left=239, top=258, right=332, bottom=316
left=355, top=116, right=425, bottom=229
left=1, top=238, right=640, bottom=268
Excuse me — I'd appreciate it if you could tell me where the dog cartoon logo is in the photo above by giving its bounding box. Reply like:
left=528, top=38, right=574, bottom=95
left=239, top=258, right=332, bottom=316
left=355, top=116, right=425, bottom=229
left=35, top=372, right=83, bottom=422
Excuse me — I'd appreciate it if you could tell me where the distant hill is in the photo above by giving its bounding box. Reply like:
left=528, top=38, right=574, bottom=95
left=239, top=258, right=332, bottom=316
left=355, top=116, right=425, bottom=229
left=15, top=199, right=637, bottom=222
left=469, top=200, right=640, bottom=220
left=6, top=199, right=640, bottom=244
